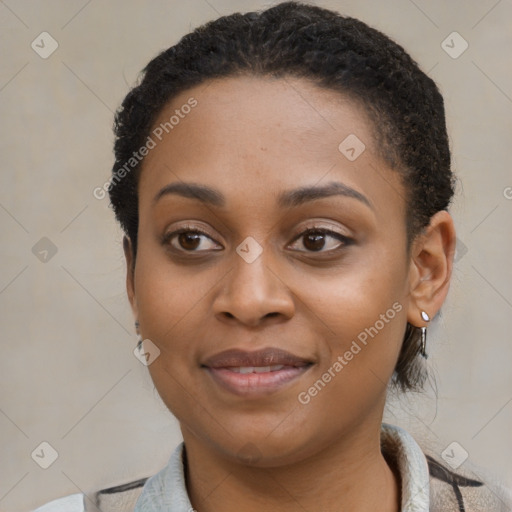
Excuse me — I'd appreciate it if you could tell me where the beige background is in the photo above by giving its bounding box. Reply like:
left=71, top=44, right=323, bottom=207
left=1, top=0, right=511, bottom=510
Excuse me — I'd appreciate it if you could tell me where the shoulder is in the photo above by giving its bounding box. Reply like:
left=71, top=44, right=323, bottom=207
left=381, top=423, right=512, bottom=512
left=32, top=478, right=147, bottom=512
left=32, top=493, right=84, bottom=512
left=31, top=444, right=186, bottom=512
left=426, top=453, right=512, bottom=512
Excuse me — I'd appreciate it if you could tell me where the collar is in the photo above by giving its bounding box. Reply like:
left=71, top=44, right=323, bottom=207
left=134, top=423, right=430, bottom=511
left=381, top=423, right=430, bottom=511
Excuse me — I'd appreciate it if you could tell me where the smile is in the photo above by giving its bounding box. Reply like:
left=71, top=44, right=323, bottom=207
left=228, top=365, right=285, bottom=373
left=202, top=347, right=314, bottom=397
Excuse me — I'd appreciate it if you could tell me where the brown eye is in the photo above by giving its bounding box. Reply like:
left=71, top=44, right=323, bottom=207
left=178, top=232, right=201, bottom=250
left=303, top=232, right=327, bottom=251
left=163, top=229, right=222, bottom=252
left=289, top=228, right=352, bottom=253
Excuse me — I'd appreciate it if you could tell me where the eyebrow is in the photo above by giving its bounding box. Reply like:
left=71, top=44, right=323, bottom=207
left=153, top=182, right=224, bottom=207
left=153, top=181, right=372, bottom=209
left=277, top=181, right=372, bottom=209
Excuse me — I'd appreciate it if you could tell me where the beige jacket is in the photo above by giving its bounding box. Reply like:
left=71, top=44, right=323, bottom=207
left=34, top=424, right=511, bottom=511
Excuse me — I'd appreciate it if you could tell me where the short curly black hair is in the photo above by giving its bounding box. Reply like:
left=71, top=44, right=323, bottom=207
left=109, top=1, right=454, bottom=391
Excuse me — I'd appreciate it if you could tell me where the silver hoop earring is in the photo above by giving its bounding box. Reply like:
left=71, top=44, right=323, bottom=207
left=419, top=326, right=428, bottom=359
left=419, top=310, right=430, bottom=359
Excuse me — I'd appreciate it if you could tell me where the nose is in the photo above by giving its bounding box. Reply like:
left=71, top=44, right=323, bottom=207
left=212, top=246, right=295, bottom=328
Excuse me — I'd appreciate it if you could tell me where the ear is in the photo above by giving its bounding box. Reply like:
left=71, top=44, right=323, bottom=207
left=406, top=210, right=456, bottom=326
left=123, top=236, right=138, bottom=320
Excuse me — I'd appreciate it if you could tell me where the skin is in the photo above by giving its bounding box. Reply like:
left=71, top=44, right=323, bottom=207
left=124, top=75, right=456, bottom=512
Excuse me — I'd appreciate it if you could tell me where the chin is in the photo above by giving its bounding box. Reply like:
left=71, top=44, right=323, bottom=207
left=200, top=424, right=318, bottom=468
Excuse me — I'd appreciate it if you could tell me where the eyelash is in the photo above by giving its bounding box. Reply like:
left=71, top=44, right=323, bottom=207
left=162, top=225, right=353, bottom=255
left=289, top=227, right=353, bottom=253
left=161, top=226, right=220, bottom=252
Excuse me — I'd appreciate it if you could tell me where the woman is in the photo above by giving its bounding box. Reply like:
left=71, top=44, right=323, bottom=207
left=34, top=1, right=511, bottom=511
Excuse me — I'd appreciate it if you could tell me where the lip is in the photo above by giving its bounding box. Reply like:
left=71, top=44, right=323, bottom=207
left=202, top=347, right=314, bottom=398
left=203, top=347, right=313, bottom=368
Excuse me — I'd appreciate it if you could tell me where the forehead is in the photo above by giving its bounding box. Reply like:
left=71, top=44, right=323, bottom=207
left=138, top=75, right=404, bottom=215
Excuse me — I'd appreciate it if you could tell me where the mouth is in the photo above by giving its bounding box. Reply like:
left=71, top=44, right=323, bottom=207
left=227, top=364, right=288, bottom=373
left=202, top=348, right=314, bottom=398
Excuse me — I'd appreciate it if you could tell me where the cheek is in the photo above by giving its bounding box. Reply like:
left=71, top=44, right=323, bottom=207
left=132, top=245, right=232, bottom=417
left=133, top=232, right=225, bottom=338
left=287, top=295, right=407, bottom=446
left=295, top=244, right=407, bottom=335
left=293, top=251, right=408, bottom=391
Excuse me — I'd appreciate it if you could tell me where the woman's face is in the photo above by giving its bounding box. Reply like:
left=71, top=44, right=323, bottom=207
left=128, top=75, right=415, bottom=466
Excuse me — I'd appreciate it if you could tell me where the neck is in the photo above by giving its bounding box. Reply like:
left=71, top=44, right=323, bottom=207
left=183, top=422, right=401, bottom=512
